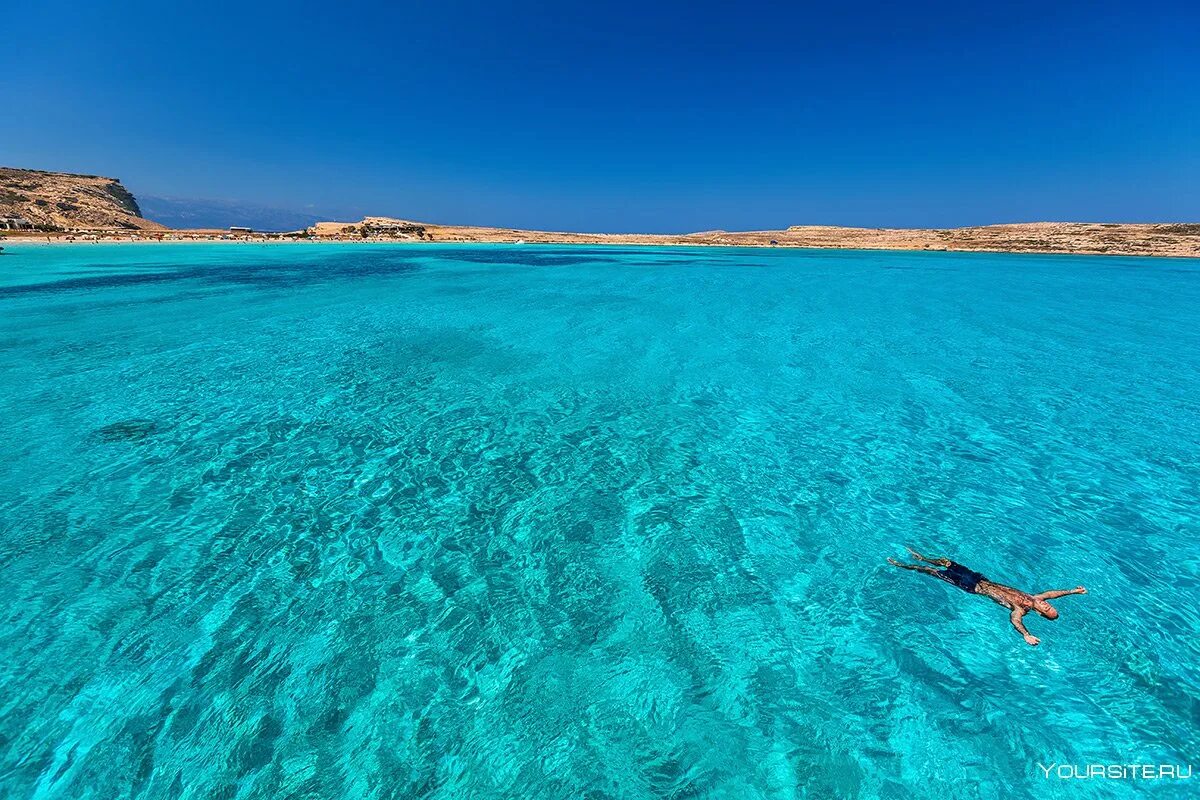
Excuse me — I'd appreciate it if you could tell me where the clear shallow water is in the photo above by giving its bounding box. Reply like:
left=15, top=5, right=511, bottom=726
left=0, top=242, right=1198, bottom=799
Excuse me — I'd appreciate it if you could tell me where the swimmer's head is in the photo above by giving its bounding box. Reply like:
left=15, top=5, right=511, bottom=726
left=1033, top=598, right=1059, bottom=620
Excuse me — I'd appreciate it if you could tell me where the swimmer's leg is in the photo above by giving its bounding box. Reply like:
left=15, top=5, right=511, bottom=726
left=905, top=547, right=952, bottom=567
left=887, top=558, right=943, bottom=577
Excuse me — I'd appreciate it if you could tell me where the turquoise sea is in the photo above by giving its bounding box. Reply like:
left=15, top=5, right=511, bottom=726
left=1, top=242, right=1197, bottom=799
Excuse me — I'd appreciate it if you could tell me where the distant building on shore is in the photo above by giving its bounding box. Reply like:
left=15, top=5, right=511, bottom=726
left=229, top=226, right=253, bottom=236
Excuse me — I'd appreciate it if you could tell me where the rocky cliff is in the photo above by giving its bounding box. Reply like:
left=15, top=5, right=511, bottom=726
left=0, top=167, right=164, bottom=231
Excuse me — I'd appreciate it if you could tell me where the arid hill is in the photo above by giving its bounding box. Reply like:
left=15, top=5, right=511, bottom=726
left=0, top=167, right=165, bottom=231
left=2, top=166, right=1195, bottom=256
left=308, top=217, right=1200, bottom=257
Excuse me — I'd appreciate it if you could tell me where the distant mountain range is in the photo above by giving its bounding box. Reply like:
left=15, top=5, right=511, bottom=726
left=138, top=196, right=324, bottom=232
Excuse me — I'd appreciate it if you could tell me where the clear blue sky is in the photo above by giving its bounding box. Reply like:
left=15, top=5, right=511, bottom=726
left=5, top=0, right=1197, bottom=231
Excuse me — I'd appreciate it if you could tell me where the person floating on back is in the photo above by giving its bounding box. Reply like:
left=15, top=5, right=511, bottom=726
left=888, top=547, right=1086, bottom=646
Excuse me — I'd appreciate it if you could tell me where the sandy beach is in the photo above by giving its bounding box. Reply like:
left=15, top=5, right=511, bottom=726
left=5, top=219, right=1199, bottom=258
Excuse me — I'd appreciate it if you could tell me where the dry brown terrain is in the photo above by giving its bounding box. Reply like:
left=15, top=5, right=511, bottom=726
left=307, top=217, right=1200, bottom=257
left=3, top=168, right=1196, bottom=256
left=0, top=167, right=164, bottom=231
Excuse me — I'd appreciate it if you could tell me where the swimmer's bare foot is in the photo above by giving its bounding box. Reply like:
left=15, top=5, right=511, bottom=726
left=888, top=557, right=941, bottom=577
left=905, top=546, right=951, bottom=567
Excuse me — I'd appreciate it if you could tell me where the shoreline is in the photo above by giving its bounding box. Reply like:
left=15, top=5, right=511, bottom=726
left=3, top=233, right=1197, bottom=259
left=3, top=219, right=1198, bottom=258
left=5, top=169, right=1197, bottom=258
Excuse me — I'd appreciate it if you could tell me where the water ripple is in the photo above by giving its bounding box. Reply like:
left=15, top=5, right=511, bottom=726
left=0, top=244, right=1198, bottom=798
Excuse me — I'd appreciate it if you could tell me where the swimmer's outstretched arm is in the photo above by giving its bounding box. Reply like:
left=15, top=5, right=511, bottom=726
left=1009, top=609, right=1039, bottom=646
left=1034, top=587, right=1087, bottom=600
